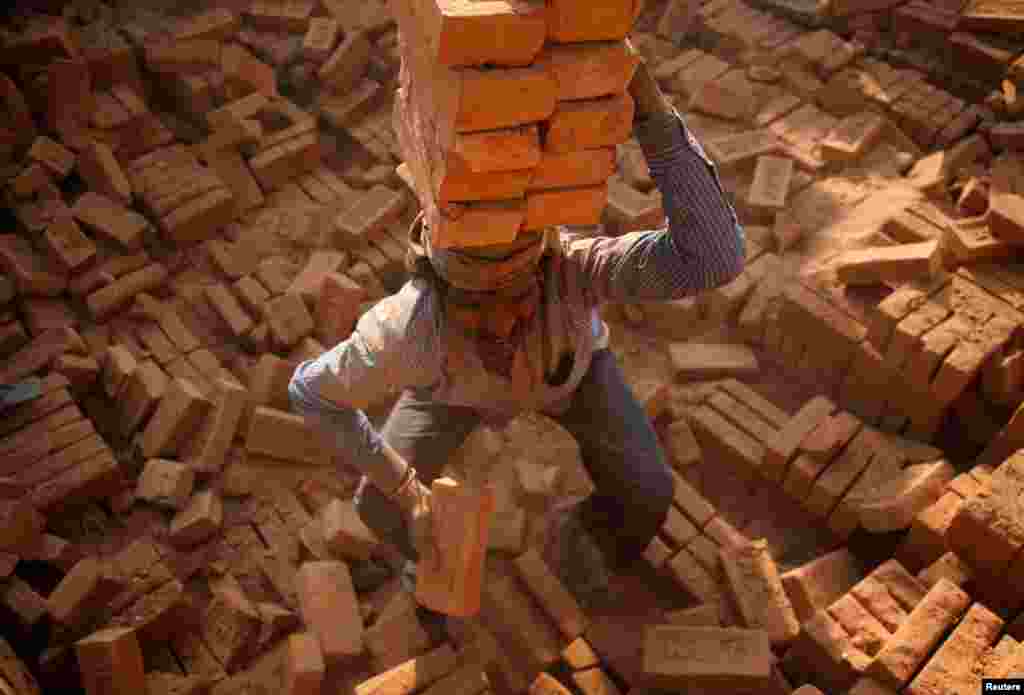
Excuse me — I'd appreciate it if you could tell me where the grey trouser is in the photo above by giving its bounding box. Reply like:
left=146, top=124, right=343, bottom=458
left=354, top=349, right=674, bottom=569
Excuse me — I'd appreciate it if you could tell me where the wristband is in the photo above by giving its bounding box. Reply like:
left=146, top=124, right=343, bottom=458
left=389, top=464, right=418, bottom=501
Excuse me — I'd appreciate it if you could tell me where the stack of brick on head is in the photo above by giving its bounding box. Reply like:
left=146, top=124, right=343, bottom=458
left=289, top=0, right=746, bottom=628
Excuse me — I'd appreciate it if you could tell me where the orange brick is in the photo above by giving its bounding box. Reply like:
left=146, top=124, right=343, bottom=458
left=136, top=459, right=195, bottom=510
left=523, top=184, right=607, bottom=231
left=266, top=293, right=314, bottom=350
left=866, top=579, right=971, bottom=690
left=571, top=668, right=622, bottom=695
left=146, top=39, right=222, bottom=74
left=0, top=499, right=44, bottom=554
left=721, top=539, right=800, bottom=646
left=353, top=644, right=459, bottom=695
left=43, top=217, right=96, bottom=271
left=642, top=625, right=773, bottom=691
left=47, top=556, right=121, bottom=628
left=333, top=184, right=407, bottom=250
left=169, top=489, right=222, bottom=548
left=296, top=562, right=363, bottom=662
left=250, top=134, right=321, bottom=192
left=538, top=39, right=639, bottom=101
left=205, top=283, right=254, bottom=338
left=0, top=328, right=71, bottom=385
left=28, top=135, right=75, bottom=178
left=246, top=0, right=316, bottom=31
left=706, top=389, right=779, bottom=445
left=86, top=264, right=169, bottom=321
left=303, top=18, right=340, bottom=62
left=852, top=562, right=926, bottom=632
left=544, top=92, right=634, bottom=153
left=521, top=148, right=613, bottom=194
left=78, top=140, right=131, bottom=206
left=906, top=602, right=1002, bottom=695
left=531, top=672, right=573, bottom=695
left=246, top=406, right=330, bottom=466
left=479, top=565, right=563, bottom=673
left=222, top=43, right=277, bottom=98
left=140, top=377, right=213, bottom=458
left=119, top=360, right=168, bottom=436
left=514, top=547, right=588, bottom=640
left=159, top=186, right=235, bottom=244
left=781, top=548, right=863, bottom=623
left=687, top=405, right=766, bottom=479
left=72, top=192, right=148, bottom=250
left=287, top=251, right=349, bottom=308
left=763, top=395, right=837, bottom=483
left=897, top=491, right=964, bottom=572
left=320, top=499, right=378, bottom=561
left=75, top=627, right=146, bottom=695
left=546, top=0, right=638, bottom=42
left=201, top=575, right=262, bottom=671
left=181, top=378, right=247, bottom=475
left=319, top=30, right=371, bottom=93
left=918, top=552, right=973, bottom=589
left=666, top=547, right=722, bottom=603
left=782, top=609, right=870, bottom=691
left=176, top=8, right=240, bottom=41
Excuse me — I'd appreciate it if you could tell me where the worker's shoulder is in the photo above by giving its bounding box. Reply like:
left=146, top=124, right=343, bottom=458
left=355, top=276, right=440, bottom=348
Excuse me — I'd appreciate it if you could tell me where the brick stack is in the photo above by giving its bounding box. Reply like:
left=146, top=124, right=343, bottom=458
left=946, top=450, right=1024, bottom=612
left=390, top=0, right=642, bottom=249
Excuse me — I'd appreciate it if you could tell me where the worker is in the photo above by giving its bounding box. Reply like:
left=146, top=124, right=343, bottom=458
left=289, top=57, right=744, bottom=622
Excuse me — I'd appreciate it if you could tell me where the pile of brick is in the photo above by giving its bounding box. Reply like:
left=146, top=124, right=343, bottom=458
left=391, top=0, right=642, bottom=248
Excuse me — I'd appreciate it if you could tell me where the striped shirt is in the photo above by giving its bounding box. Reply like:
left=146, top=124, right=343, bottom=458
left=289, top=107, right=745, bottom=487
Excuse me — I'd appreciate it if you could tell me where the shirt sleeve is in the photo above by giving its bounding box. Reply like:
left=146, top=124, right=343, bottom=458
left=564, top=107, right=746, bottom=305
left=288, top=284, right=440, bottom=488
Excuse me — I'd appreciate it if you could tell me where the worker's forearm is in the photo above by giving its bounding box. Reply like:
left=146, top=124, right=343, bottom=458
left=634, top=109, right=745, bottom=294
left=289, top=360, right=407, bottom=494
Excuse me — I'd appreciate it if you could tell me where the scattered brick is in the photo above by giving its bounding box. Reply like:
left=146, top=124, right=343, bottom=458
left=319, top=498, right=378, bottom=561
left=180, top=378, right=247, bottom=475
left=47, top=556, right=121, bottom=629
left=136, top=459, right=195, bottom=510
left=906, top=602, right=1003, bottom=695
left=780, top=548, right=863, bottom=623
left=87, top=264, right=169, bottom=321
left=721, top=539, right=800, bottom=646
left=205, top=283, right=255, bottom=338
left=201, top=575, right=262, bottom=672
left=296, top=561, right=363, bottom=662
left=666, top=546, right=722, bottom=603
left=363, top=590, right=432, bottom=671
left=514, top=546, right=588, bottom=641
left=642, top=626, right=772, bottom=691
left=333, top=185, right=407, bottom=250
left=352, top=644, right=459, bottom=695
left=72, top=193, right=149, bottom=250
left=265, top=293, right=314, bottom=350
left=28, top=136, right=75, bottom=178
left=866, top=578, right=971, bottom=689
left=139, top=377, right=213, bottom=459
left=75, top=627, right=146, bottom=695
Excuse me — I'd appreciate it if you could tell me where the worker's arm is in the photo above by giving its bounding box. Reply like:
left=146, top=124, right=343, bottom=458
left=563, top=61, right=745, bottom=304
left=288, top=281, right=441, bottom=496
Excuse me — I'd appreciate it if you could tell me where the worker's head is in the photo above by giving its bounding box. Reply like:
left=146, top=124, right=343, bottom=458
left=406, top=213, right=550, bottom=295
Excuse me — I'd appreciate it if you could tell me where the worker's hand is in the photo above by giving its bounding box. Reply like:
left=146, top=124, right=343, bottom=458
left=628, top=58, right=671, bottom=121
left=399, top=478, right=442, bottom=572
